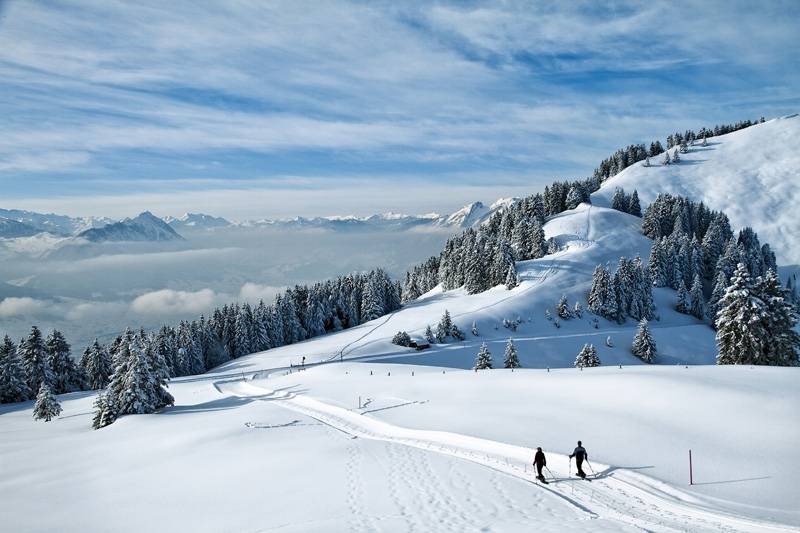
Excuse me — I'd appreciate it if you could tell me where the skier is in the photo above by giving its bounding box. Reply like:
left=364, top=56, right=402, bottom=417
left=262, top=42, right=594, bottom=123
left=533, top=447, right=547, bottom=483
left=569, top=440, right=588, bottom=479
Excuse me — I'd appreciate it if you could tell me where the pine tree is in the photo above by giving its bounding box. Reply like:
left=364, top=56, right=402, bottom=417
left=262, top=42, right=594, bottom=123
left=557, top=294, right=571, bottom=319
left=424, top=325, right=435, bottom=343
left=92, top=391, right=116, bottom=430
left=573, top=301, right=583, bottom=318
left=689, top=274, right=705, bottom=319
left=32, top=382, right=61, bottom=422
left=503, top=339, right=520, bottom=368
left=79, top=339, right=112, bottom=390
left=565, top=186, right=583, bottom=210
left=716, top=263, right=767, bottom=365
left=0, top=336, right=30, bottom=403
left=631, top=319, right=657, bottom=363
left=436, top=309, right=453, bottom=343
left=575, top=344, right=600, bottom=368
left=46, top=329, right=83, bottom=394
left=628, top=190, right=642, bottom=217
left=20, top=326, right=52, bottom=394
left=612, top=188, right=628, bottom=212
left=757, top=270, right=800, bottom=365
left=530, top=221, right=546, bottom=259
left=474, top=342, right=493, bottom=370
left=706, top=272, right=728, bottom=324
left=471, top=321, right=479, bottom=336
left=673, top=148, right=680, bottom=163
left=505, top=264, right=518, bottom=290
left=663, top=151, right=671, bottom=165
left=676, top=279, right=690, bottom=314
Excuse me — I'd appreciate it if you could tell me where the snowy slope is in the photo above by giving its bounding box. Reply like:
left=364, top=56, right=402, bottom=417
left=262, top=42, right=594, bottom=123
left=1, top=207, right=796, bottom=531
left=592, top=114, right=800, bottom=266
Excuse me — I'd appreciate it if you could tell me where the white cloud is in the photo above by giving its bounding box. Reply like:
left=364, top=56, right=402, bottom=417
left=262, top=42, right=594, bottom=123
left=130, top=288, right=220, bottom=315
left=239, top=283, right=282, bottom=304
left=0, top=297, right=51, bottom=318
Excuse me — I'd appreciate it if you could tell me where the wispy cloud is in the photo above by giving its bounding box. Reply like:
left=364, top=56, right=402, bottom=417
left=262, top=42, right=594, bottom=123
left=0, top=0, right=797, bottom=217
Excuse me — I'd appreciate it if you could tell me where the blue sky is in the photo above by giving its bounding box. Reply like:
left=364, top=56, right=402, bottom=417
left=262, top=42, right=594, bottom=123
left=0, top=0, right=798, bottom=219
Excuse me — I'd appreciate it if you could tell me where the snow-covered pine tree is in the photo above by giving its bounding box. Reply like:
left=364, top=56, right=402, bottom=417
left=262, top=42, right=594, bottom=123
left=631, top=319, right=657, bottom=363
left=92, top=391, right=116, bottom=429
left=79, top=339, right=112, bottom=390
left=612, top=188, right=628, bottom=213
left=588, top=265, right=608, bottom=314
left=715, top=263, right=767, bottom=365
left=605, top=335, right=613, bottom=347
left=565, top=186, right=583, bottom=210
left=557, top=294, right=571, bottom=319
left=0, top=335, right=30, bottom=403
left=32, top=382, right=61, bottom=422
left=474, top=342, right=493, bottom=370
left=450, top=324, right=466, bottom=341
left=701, top=135, right=707, bottom=146
left=254, top=301, right=272, bottom=352
left=505, top=264, right=518, bottom=290
left=20, top=326, right=52, bottom=394
left=689, top=274, right=705, bottom=319
left=424, top=325, right=435, bottom=343
left=503, top=339, right=520, bottom=369
left=471, top=321, right=479, bottom=336
left=530, top=221, right=546, bottom=259
left=663, top=150, right=671, bottom=165
left=436, top=310, right=452, bottom=343
left=573, top=301, right=583, bottom=318
left=464, top=242, right=487, bottom=294
left=706, top=272, right=728, bottom=324
left=628, top=190, right=642, bottom=217
left=574, top=344, right=600, bottom=368
left=676, top=279, right=690, bottom=314
left=644, top=156, right=650, bottom=167
left=391, top=331, right=412, bottom=347
left=511, top=220, right=532, bottom=261
left=673, top=148, right=680, bottom=163
left=757, top=270, right=800, bottom=365
left=545, top=309, right=552, bottom=321
left=46, top=329, right=83, bottom=394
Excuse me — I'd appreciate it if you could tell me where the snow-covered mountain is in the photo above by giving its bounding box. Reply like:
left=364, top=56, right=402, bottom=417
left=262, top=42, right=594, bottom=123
left=0, top=217, right=40, bottom=238
left=593, top=114, right=800, bottom=266
left=78, top=211, right=185, bottom=242
left=164, top=212, right=231, bottom=230
left=0, top=208, right=113, bottom=236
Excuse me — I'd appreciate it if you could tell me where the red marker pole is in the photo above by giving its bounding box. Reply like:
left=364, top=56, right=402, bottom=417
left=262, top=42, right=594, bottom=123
left=689, top=449, right=693, bottom=485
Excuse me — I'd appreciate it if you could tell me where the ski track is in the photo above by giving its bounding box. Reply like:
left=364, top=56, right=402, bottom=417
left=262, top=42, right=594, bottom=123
left=219, top=378, right=796, bottom=533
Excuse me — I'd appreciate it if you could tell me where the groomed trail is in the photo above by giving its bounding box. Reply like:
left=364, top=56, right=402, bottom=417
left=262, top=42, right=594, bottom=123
left=216, top=377, right=794, bottom=533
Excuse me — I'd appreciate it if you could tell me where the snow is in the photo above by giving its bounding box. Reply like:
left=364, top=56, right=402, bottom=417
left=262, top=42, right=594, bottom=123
left=2, top=200, right=797, bottom=531
left=2, top=119, right=798, bottom=530
left=593, top=115, right=800, bottom=266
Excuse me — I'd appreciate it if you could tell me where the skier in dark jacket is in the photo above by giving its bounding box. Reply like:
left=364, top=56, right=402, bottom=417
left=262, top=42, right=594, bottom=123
left=533, top=447, right=547, bottom=481
left=569, top=441, right=588, bottom=478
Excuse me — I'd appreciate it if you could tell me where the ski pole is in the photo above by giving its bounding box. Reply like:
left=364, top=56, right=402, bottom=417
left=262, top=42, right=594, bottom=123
left=545, top=465, right=555, bottom=480
left=586, top=459, right=596, bottom=476
left=569, top=457, right=572, bottom=476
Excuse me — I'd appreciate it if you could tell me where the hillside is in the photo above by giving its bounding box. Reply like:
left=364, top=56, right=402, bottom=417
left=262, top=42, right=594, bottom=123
left=1, top=118, right=798, bottom=532
left=593, top=114, right=800, bottom=266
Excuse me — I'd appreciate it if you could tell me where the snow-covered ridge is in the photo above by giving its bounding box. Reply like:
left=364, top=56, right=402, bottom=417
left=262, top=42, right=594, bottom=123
left=593, top=114, right=800, bottom=265
left=78, top=211, right=184, bottom=243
